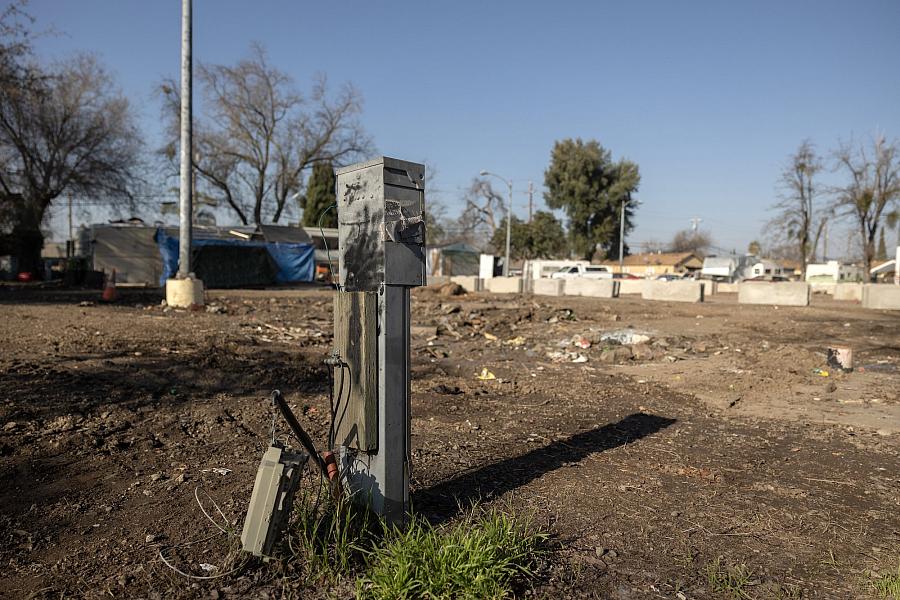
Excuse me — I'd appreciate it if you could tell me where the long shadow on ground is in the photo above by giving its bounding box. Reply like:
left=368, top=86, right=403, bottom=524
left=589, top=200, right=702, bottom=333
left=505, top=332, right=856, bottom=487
left=414, top=412, right=676, bottom=522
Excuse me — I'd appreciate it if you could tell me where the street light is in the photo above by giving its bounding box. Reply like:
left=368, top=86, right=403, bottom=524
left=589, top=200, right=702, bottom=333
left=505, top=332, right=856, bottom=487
left=480, top=170, right=513, bottom=277
left=618, top=193, right=639, bottom=274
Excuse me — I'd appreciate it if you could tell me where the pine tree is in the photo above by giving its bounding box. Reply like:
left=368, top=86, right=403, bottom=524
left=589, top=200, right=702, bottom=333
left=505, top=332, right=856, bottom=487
left=300, top=162, right=337, bottom=227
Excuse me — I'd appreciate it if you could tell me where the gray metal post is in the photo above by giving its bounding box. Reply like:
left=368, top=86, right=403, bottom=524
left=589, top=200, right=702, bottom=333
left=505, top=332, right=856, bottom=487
left=527, top=180, right=533, bottom=224
left=177, top=0, right=192, bottom=278
left=334, top=157, right=425, bottom=524
left=504, top=180, right=512, bottom=277
left=618, top=198, right=626, bottom=273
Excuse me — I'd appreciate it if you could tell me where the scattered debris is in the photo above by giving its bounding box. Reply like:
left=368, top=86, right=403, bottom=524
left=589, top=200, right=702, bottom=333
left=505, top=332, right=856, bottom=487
left=483, top=332, right=498, bottom=341
left=571, top=335, right=592, bottom=349
left=813, top=368, right=829, bottom=377
left=600, top=329, right=651, bottom=346
left=201, top=468, right=232, bottom=476
left=826, top=347, right=853, bottom=372
left=476, top=368, right=496, bottom=380
left=599, top=347, right=632, bottom=363
left=505, top=336, right=526, bottom=347
left=411, top=325, right=438, bottom=338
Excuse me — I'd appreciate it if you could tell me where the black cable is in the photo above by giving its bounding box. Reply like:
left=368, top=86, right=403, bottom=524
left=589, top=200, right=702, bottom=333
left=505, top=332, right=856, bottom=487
left=316, top=203, right=337, bottom=287
left=271, top=390, right=329, bottom=478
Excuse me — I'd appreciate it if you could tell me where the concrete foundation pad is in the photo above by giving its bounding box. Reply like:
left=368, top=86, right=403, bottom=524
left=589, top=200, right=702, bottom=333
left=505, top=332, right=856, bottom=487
left=642, top=280, right=704, bottom=303
left=862, top=284, right=900, bottom=310
left=532, top=278, right=565, bottom=296
left=834, top=283, right=863, bottom=302
left=738, top=282, right=809, bottom=307
left=449, top=275, right=482, bottom=292
left=165, top=277, right=204, bottom=308
left=563, top=278, right=618, bottom=298
left=486, top=277, right=523, bottom=294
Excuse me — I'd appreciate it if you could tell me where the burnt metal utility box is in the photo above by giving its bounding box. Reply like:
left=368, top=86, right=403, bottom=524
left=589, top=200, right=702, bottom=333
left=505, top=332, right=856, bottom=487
left=335, top=157, right=426, bottom=291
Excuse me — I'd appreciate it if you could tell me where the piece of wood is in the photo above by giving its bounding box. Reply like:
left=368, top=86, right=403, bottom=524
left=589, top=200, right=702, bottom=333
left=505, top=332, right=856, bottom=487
left=333, top=291, right=378, bottom=451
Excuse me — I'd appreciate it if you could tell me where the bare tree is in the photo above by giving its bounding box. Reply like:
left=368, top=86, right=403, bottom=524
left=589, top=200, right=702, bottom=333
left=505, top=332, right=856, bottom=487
left=669, top=229, right=713, bottom=256
left=768, top=141, right=826, bottom=279
left=160, top=44, right=372, bottom=226
left=453, top=177, right=507, bottom=247
left=0, top=51, right=141, bottom=273
left=833, top=136, right=900, bottom=273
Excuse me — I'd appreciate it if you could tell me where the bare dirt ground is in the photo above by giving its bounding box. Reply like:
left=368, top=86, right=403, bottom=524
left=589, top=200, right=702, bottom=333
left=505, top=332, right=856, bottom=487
left=0, top=285, right=898, bottom=599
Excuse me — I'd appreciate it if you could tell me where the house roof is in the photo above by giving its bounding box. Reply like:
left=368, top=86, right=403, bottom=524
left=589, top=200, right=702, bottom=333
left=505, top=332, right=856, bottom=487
left=871, top=259, right=896, bottom=274
left=604, top=252, right=700, bottom=267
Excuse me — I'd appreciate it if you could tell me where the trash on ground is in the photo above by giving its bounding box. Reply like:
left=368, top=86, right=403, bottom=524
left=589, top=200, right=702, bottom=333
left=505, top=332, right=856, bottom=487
left=813, top=368, right=829, bottom=377
left=571, top=334, right=591, bottom=349
left=505, top=336, right=526, bottom=346
left=476, top=368, right=496, bottom=380
left=826, top=347, right=853, bottom=372
left=201, top=467, right=232, bottom=476
left=600, top=329, right=651, bottom=345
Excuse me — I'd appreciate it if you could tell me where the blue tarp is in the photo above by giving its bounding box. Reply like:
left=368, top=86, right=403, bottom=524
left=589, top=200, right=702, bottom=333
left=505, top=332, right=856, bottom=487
left=154, top=228, right=315, bottom=286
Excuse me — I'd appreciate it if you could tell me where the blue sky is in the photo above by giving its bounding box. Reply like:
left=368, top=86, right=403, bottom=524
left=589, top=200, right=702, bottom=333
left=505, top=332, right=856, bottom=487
left=31, top=0, right=900, bottom=254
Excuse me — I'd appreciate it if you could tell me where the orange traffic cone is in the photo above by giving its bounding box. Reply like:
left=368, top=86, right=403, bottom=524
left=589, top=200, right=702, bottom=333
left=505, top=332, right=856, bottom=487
left=101, top=269, right=118, bottom=302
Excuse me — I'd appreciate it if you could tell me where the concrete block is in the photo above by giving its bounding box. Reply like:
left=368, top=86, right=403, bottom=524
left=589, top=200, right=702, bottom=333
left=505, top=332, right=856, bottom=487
left=449, top=276, right=482, bottom=292
left=617, top=279, right=645, bottom=294
left=833, top=283, right=863, bottom=302
left=716, top=282, right=740, bottom=293
left=642, top=280, right=704, bottom=303
left=532, top=278, right=565, bottom=296
left=165, top=277, right=204, bottom=308
left=486, top=277, right=523, bottom=294
left=862, top=284, right=900, bottom=310
left=563, top=278, right=618, bottom=298
left=738, top=282, right=809, bottom=307
left=701, top=280, right=718, bottom=295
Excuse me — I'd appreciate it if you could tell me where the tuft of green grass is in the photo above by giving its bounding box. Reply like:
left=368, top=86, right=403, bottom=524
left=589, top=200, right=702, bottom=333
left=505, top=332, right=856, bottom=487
left=281, top=479, right=380, bottom=583
left=871, top=561, right=900, bottom=600
left=706, top=556, right=755, bottom=599
left=357, top=506, right=546, bottom=600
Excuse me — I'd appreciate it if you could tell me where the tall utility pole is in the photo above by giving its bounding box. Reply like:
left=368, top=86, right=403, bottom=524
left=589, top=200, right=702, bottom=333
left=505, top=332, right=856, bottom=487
left=165, top=0, right=203, bottom=307
left=618, top=193, right=635, bottom=274
left=67, top=196, right=73, bottom=257
left=177, top=0, right=193, bottom=278
left=527, top=181, right=533, bottom=224
left=480, top=170, right=513, bottom=277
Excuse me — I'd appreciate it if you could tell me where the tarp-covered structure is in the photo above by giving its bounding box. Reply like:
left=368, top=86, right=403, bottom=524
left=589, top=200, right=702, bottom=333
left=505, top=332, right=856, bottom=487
left=427, top=242, right=481, bottom=276
left=89, top=224, right=315, bottom=287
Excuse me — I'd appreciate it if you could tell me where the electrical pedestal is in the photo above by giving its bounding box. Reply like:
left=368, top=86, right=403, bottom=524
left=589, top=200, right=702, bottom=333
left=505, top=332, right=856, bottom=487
left=332, top=157, right=426, bottom=524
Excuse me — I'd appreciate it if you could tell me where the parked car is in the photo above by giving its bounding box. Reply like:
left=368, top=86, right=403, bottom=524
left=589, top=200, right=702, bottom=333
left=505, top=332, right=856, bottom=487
left=612, top=272, right=641, bottom=280
left=551, top=264, right=613, bottom=279
left=655, top=273, right=681, bottom=281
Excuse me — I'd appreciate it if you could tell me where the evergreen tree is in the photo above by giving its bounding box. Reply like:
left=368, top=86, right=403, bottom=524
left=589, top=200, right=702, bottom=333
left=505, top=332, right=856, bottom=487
left=543, top=139, right=640, bottom=260
left=490, top=211, right=567, bottom=259
left=876, top=226, right=888, bottom=261
left=300, top=162, right=337, bottom=227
